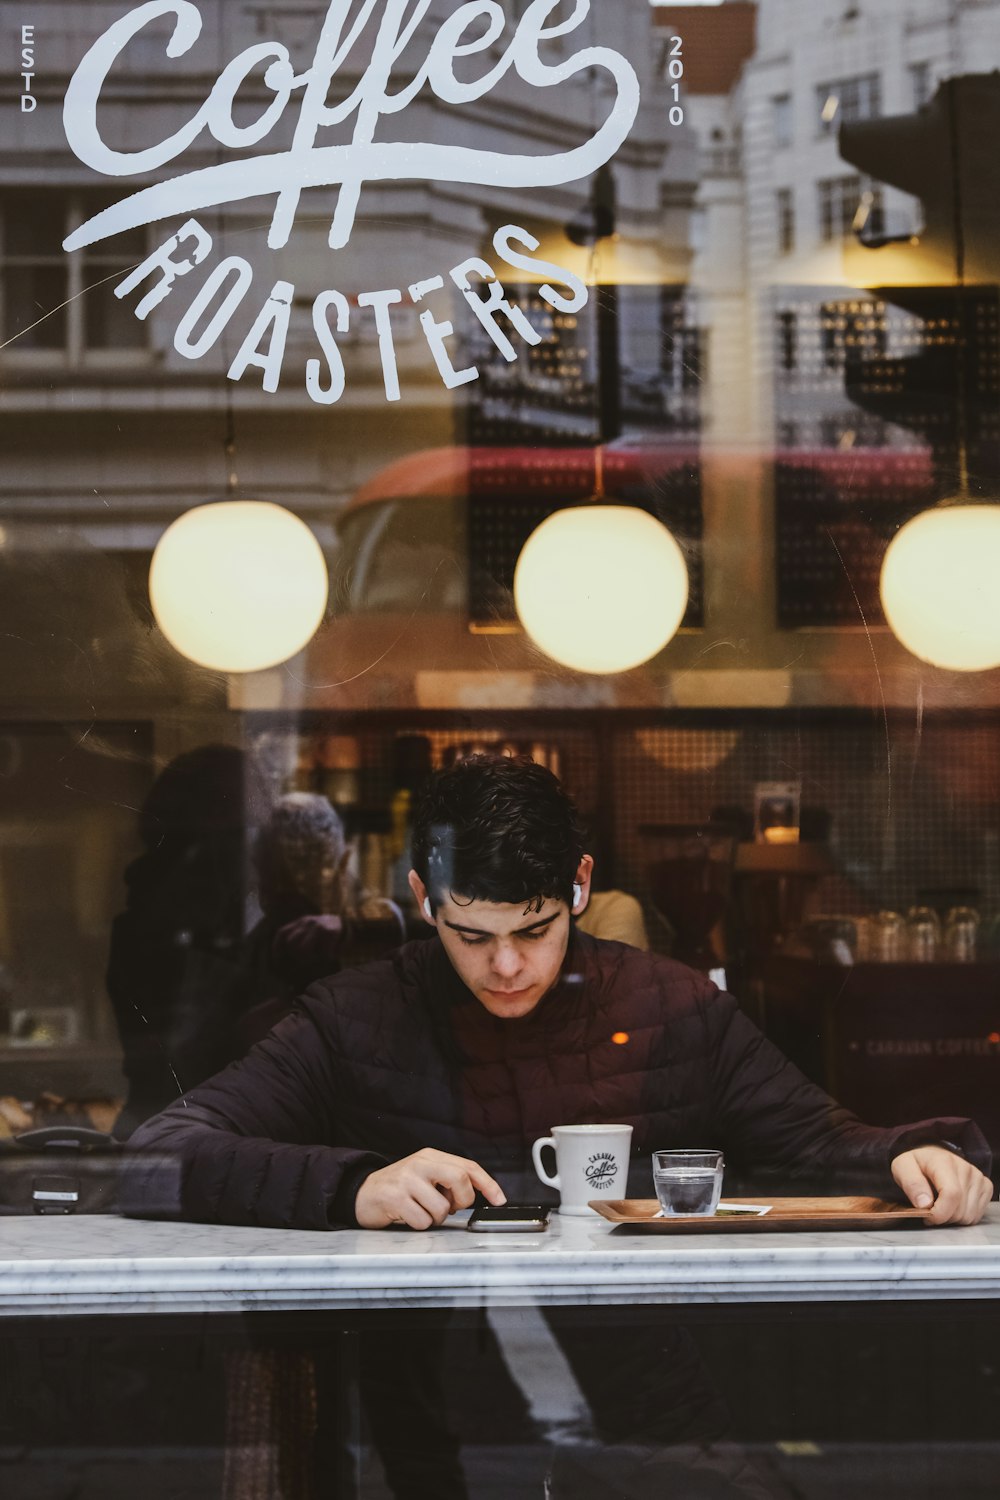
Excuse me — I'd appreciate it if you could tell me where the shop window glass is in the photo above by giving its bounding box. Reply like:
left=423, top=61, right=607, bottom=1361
left=2, top=13, right=1000, bottom=1495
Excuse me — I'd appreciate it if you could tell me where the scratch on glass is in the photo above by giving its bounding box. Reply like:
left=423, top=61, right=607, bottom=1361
left=824, top=527, right=892, bottom=828
left=0, top=264, right=145, bottom=353
left=282, top=559, right=448, bottom=690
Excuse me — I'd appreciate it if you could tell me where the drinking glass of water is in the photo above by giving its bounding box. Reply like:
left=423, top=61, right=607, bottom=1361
left=652, top=1149, right=724, bottom=1216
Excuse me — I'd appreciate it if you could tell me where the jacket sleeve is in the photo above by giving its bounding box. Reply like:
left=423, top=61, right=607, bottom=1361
left=119, top=1002, right=388, bottom=1230
left=703, top=985, right=991, bottom=1195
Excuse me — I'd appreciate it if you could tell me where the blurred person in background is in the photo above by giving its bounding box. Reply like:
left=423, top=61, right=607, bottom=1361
left=237, top=791, right=405, bottom=1045
left=576, top=886, right=649, bottom=949
left=109, top=768, right=403, bottom=1139
left=107, top=745, right=268, bottom=1139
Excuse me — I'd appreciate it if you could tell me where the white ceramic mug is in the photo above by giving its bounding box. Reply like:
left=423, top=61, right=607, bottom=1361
left=531, top=1124, right=634, bottom=1216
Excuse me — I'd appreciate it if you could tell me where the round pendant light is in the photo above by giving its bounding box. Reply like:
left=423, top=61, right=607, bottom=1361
left=150, top=500, right=329, bottom=673
left=880, top=504, right=1000, bottom=671
left=514, top=504, right=689, bottom=675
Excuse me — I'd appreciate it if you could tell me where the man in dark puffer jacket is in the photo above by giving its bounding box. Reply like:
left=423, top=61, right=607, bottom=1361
left=124, top=755, right=993, bottom=1497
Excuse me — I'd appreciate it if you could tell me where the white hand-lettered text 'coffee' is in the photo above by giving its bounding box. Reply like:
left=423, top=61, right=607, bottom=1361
left=58, top=1, right=640, bottom=404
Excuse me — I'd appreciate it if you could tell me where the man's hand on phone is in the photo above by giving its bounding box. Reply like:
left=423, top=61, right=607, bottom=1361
left=890, top=1145, right=993, bottom=1225
left=355, top=1148, right=507, bottom=1230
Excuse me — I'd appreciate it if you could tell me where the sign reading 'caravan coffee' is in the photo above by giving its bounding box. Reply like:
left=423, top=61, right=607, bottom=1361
left=59, top=0, right=640, bottom=404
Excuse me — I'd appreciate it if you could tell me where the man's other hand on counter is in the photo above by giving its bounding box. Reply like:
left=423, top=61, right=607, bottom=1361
left=355, top=1148, right=507, bottom=1230
left=891, top=1146, right=994, bottom=1225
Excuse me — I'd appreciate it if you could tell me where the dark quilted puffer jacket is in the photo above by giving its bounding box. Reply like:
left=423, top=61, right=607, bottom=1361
left=123, top=931, right=989, bottom=1229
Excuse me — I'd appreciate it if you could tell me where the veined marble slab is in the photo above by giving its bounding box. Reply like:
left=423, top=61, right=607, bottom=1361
left=1, top=1207, right=1000, bottom=1316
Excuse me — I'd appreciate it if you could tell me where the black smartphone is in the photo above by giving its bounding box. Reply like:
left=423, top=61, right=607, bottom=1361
left=466, top=1203, right=551, bottom=1232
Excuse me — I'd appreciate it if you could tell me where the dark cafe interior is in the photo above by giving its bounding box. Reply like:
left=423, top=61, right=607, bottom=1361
left=5, top=1, right=1000, bottom=1497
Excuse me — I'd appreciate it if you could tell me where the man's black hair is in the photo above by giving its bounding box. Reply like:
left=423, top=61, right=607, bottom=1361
left=411, top=754, right=586, bottom=912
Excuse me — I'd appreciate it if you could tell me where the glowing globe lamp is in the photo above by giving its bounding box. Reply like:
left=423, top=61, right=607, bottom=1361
left=880, top=505, right=1000, bottom=672
left=150, top=501, right=329, bottom=672
left=514, top=505, right=689, bottom=674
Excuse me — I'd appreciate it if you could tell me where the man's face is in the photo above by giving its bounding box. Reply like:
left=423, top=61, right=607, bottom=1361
left=425, top=891, right=573, bottom=1019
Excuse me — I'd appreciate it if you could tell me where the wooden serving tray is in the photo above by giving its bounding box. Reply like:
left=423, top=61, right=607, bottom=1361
left=588, top=1197, right=928, bottom=1232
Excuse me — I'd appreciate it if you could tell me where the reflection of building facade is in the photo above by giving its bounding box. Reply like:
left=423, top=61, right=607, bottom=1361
left=1, top=2, right=688, bottom=550
left=660, top=0, right=1000, bottom=443
left=659, top=0, right=1000, bottom=625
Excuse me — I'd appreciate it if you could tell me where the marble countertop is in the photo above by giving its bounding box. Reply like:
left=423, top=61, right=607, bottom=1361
left=3, top=1206, right=1000, bottom=1316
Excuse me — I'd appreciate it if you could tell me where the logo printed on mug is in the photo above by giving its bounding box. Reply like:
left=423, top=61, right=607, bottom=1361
left=585, top=1151, right=619, bottom=1189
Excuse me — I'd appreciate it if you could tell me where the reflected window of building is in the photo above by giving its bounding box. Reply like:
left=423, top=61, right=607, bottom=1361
left=910, top=61, right=933, bottom=109
left=706, top=127, right=741, bottom=175
left=817, top=175, right=883, bottom=242
left=662, top=290, right=705, bottom=400
left=0, top=190, right=147, bottom=362
left=816, top=73, right=882, bottom=133
left=776, top=188, right=795, bottom=255
left=772, top=93, right=793, bottom=147
left=820, top=299, right=888, bottom=371
left=777, top=310, right=798, bottom=374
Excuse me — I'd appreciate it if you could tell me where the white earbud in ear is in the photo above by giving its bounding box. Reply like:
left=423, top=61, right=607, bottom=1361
left=572, top=883, right=583, bottom=911
left=423, top=897, right=433, bottom=919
